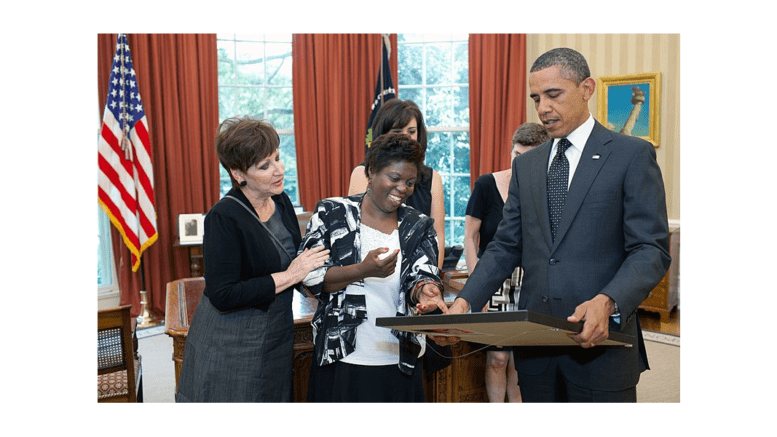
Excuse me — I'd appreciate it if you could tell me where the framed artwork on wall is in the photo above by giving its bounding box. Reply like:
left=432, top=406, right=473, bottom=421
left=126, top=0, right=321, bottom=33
left=597, top=72, right=661, bottom=147
left=178, top=213, right=205, bottom=244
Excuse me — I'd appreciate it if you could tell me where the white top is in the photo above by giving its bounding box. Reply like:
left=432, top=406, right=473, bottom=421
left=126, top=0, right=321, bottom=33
left=341, top=224, right=403, bottom=365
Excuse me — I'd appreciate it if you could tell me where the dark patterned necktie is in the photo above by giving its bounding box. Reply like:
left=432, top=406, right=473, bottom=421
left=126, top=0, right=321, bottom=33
left=548, top=138, right=571, bottom=242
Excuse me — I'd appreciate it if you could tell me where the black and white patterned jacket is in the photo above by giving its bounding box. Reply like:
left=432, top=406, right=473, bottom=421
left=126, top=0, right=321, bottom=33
left=299, top=194, right=441, bottom=375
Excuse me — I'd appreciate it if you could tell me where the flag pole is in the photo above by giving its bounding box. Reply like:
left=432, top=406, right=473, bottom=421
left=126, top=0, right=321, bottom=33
left=379, top=34, right=385, bottom=109
left=135, top=251, right=159, bottom=328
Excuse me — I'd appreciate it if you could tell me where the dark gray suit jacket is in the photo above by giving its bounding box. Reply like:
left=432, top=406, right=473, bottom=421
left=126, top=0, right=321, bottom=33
left=458, top=120, right=671, bottom=391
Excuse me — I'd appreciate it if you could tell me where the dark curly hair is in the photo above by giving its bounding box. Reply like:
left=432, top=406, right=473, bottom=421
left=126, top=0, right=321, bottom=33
left=364, top=132, right=425, bottom=180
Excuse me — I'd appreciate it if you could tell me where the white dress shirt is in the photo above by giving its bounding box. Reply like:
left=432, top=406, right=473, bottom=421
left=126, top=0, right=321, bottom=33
left=546, top=114, right=595, bottom=189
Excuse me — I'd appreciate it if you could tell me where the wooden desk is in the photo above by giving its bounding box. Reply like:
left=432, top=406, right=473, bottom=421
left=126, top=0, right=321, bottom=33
left=425, top=270, right=488, bottom=402
left=165, top=273, right=490, bottom=402
left=638, top=228, right=680, bottom=322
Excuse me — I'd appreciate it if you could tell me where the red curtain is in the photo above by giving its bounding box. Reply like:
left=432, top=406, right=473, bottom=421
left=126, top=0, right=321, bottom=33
left=292, top=34, right=398, bottom=212
left=98, top=34, right=220, bottom=318
left=468, top=34, right=527, bottom=185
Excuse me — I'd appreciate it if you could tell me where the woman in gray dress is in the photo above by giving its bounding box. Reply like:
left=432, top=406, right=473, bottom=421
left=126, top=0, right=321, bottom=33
left=176, top=116, right=329, bottom=402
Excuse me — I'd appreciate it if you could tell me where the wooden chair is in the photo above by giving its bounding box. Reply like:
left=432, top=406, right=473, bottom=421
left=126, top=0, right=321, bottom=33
left=98, top=305, right=143, bottom=402
left=165, top=277, right=206, bottom=392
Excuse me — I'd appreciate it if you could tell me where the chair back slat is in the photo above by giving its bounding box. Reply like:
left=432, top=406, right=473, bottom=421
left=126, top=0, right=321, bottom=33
left=98, top=327, right=125, bottom=371
left=97, top=305, right=141, bottom=402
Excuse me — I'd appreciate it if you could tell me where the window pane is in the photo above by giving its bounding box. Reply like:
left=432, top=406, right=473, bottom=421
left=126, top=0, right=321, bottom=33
left=398, top=34, right=469, bottom=247
left=451, top=175, right=471, bottom=217
left=398, top=43, right=423, bottom=85
left=453, top=85, right=470, bottom=125
left=266, top=87, right=294, bottom=129
left=453, top=42, right=468, bottom=84
left=218, top=87, right=235, bottom=121
left=265, top=43, right=292, bottom=86
left=425, top=87, right=453, bottom=127
left=424, top=43, right=451, bottom=85
left=97, top=206, right=113, bottom=287
left=219, top=166, right=231, bottom=198
left=425, top=131, right=451, bottom=172
left=279, top=135, right=299, bottom=204
left=398, top=87, right=423, bottom=111
left=452, top=131, right=470, bottom=173
left=235, top=41, right=265, bottom=86
left=236, top=87, right=266, bottom=117
left=217, top=35, right=298, bottom=205
left=217, top=41, right=236, bottom=85
left=446, top=217, right=466, bottom=248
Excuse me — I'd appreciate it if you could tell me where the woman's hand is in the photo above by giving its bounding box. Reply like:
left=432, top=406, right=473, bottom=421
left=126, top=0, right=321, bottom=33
left=288, top=246, right=330, bottom=282
left=360, top=247, right=400, bottom=278
left=415, top=283, right=449, bottom=314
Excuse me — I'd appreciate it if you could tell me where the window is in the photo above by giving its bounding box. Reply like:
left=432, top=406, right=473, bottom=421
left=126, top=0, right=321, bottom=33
left=216, top=34, right=299, bottom=204
left=98, top=206, right=117, bottom=292
left=397, top=34, right=470, bottom=247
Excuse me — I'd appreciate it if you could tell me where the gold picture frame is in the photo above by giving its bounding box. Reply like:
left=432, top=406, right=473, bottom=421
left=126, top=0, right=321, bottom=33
left=597, top=72, right=661, bottom=147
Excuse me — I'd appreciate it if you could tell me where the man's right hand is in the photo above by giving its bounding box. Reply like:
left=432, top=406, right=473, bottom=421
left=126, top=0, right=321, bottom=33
left=428, top=297, right=470, bottom=346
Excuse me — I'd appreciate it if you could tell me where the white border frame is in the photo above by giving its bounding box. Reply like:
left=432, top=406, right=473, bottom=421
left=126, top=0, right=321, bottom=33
left=178, top=213, right=205, bottom=244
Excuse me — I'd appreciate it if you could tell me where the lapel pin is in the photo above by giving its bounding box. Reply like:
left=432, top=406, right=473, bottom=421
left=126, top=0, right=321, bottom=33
left=592, top=154, right=601, bottom=160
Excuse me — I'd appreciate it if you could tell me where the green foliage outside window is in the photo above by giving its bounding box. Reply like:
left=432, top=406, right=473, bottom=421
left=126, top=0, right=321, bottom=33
left=216, top=34, right=299, bottom=204
left=398, top=34, right=470, bottom=247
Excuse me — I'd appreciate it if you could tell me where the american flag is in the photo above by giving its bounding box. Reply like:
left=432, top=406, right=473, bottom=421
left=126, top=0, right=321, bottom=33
left=98, top=34, right=157, bottom=272
left=365, top=34, right=395, bottom=152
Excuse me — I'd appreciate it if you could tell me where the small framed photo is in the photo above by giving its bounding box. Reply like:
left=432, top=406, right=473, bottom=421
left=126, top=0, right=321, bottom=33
left=178, top=213, right=205, bottom=244
left=597, top=72, right=661, bottom=147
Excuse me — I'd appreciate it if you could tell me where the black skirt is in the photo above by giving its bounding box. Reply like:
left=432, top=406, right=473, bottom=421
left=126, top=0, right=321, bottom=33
left=307, top=359, right=425, bottom=402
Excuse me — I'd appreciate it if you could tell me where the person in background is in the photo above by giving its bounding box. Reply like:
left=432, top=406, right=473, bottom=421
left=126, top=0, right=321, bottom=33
left=176, top=116, right=329, bottom=402
left=348, top=99, right=445, bottom=270
left=302, top=132, right=448, bottom=402
left=463, top=122, right=548, bottom=403
left=436, top=47, right=671, bottom=403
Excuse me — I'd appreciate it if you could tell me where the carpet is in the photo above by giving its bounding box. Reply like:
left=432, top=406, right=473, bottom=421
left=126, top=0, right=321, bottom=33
left=136, top=327, right=680, bottom=403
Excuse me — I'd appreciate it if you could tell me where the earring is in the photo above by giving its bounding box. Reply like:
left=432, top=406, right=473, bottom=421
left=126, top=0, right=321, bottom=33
left=239, top=180, right=247, bottom=187
left=365, top=179, right=372, bottom=196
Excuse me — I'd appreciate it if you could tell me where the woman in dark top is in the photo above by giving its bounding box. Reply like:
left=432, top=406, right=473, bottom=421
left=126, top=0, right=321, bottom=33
left=463, top=122, right=548, bottom=403
left=176, top=116, right=329, bottom=402
left=348, top=99, right=445, bottom=269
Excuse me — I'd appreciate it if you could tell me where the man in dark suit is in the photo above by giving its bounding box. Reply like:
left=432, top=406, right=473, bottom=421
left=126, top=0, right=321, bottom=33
left=441, top=48, right=671, bottom=402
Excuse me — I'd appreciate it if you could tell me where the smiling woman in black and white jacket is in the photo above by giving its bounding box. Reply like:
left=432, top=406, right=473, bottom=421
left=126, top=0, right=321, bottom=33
left=300, top=133, right=448, bottom=402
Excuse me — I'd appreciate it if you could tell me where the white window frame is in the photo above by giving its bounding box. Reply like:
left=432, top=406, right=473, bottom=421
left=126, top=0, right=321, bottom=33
left=216, top=33, right=299, bottom=204
left=397, top=34, right=470, bottom=247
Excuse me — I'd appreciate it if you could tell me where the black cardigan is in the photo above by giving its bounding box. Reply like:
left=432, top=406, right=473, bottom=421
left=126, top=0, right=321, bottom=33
left=202, top=188, right=302, bottom=312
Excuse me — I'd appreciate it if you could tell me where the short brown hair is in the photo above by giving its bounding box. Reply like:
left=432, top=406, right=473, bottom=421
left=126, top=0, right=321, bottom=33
left=512, top=122, right=549, bottom=148
left=215, top=116, right=280, bottom=188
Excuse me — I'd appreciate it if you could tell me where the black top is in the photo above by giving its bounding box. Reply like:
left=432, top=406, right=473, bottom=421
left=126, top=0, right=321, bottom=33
left=465, top=173, right=504, bottom=257
left=202, top=187, right=302, bottom=312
